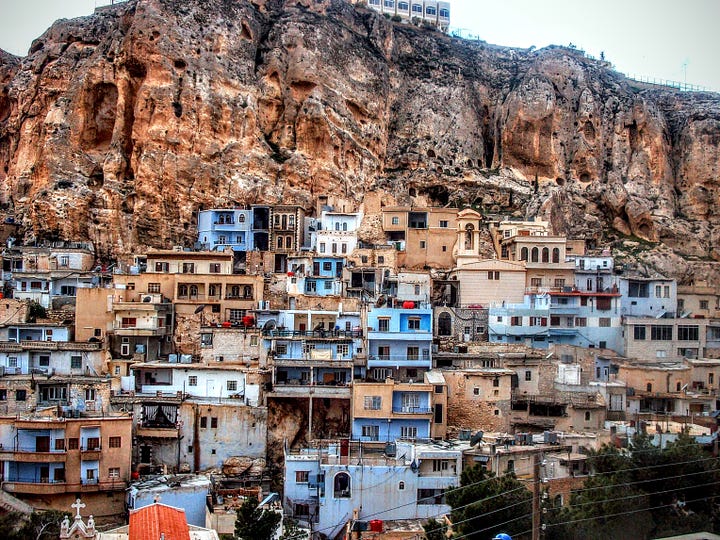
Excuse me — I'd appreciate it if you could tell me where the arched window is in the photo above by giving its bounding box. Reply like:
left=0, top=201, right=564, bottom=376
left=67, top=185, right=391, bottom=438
left=243, top=285, right=253, bottom=299
left=343, top=222, right=348, bottom=231
left=520, top=247, right=528, bottom=261
left=646, top=383, right=652, bottom=392
left=531, top=248, right=539, bottom=263
left=399, top=481, right=405, bottom=490
left=287, top=236, right=293, bottom=248
left=189, top=285, right=199, bottom=299
left=412, top=3, right=422, bottom=13
left=239, top=214, right=245, bottom=223
left=426, top=5, right=436, bottom=15
left=552, top=248, right=560, bottom=263
left=334, top=472, right=351, bottom=498
left=584, top=411, right=591, bottom=421
left=398, top=1, right=409, bottom=10
left=541, top=248, right=549, bottom=263
left=178, top=284, right=188, bottom=298
left=439, top=8, right=449, bottom=18
left=277, top=237, right=283, bottom=249
left=209, top=284, right=220, bottom=298
left=231, top=285, right=241, bottom=298
left=438, top=313, right=452, bottom=336
left=464, top=224, right=474, bottom=250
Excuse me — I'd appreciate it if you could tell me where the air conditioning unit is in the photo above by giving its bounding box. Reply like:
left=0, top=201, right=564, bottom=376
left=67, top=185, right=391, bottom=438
left=168, top=354, right=178, bottom=363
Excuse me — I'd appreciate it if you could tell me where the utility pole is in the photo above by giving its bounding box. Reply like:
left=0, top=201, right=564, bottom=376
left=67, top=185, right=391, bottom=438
left=532, top=452, right=541, bottom=540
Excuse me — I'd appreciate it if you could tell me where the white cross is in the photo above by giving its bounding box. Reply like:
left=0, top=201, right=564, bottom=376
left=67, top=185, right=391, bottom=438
left=71, top=498, right=86, bottom=519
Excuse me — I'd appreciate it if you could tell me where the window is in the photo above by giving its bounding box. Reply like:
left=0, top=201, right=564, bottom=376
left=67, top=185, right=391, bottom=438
left=209, top=263, right=221, bottom=273
left=511, top=316, right=522, bottom=326
left=628, top=281, right=649, bottom=298
left=401, top=426, right=418, bottom=438
left=121, top=317, right=137, bottom=329
left=337, top=344, right=350, bottom=357
left=155, top=262, right=169, bottom=272
left=426, top=5, right=436, bottom=15
left=407, top=346, right=419, bottom=360
left=392, top=217, right=400, bottom=225
left=334, top=472, right=351, bottom=498
left=378, top=318, right=390, bottom=332
left=554, top=279, right=565, bottom=288
left=0, top=389, right=5, bottom=401
left=200, top=417, right=207, bottom=428
left=319, top=243, right=326, bottom=253
left=634, top=326, right=646, bottom=340
left=487, top=271, right=500, bottom=280
left=85, top=388, right=95, bottom=401
left=412, top=3, right=422, bottom=13
left=227, top=380, right=238, bottom=391
left=295, top=470, right=309, bottom=483
left=276, top=344, right=288, bottom=355
left=473, top=387, right=480, bottom=395
left=439, top=220, right=448, bottom=228
left=294, top=503, right=310, bottom=518
left=420, top=241, right=426, bottom=249
left=148, top=282, right=161, bottom=293
left=439, top=7, right=449, bottom=17
left=575, top=317, right=587, bottom=327
left=182, top=263, right=195, bottom=274
left=651, top=325, right=673, bottom=341
left=584, top=411, right=591, bottom=421
left=678, top=325, right=699, bottom=341
left=71, top=356, right=82, bottom=369
left=364, top=396, right=382, bottom=410
left=525, top=371, right=532, bottom=381
left=188, top=376, right=198, bottom=386
left=109, top=467, right=120, bottom=479
left=86, top=469, right=96, bottom=480
left=530, top=277, right=542, bottom=287
left=7, top=356, right=17, bottom=368
left=710, top=373, right=715, bottom=385
left=109, top=437, right=121, bottom=448
left=55, top=438, right=65, bottom=450
left=68, top=438, right=79, bottom=450
left=86, top=437, right=100, bottom=451
left=324, top=281, right=332, bottom=290
left=599, top=318, right=611, bottom=327
left=362, top=425, right=379, bottom=440
left=399, top=481, right=405, bottom=490
left=700, top=300, right=709, bottom=310
left=60, top=285, right=76, bottom=296
left=384, top=0, right=394, bottom=7
left=378, top=256, right=385, bottom=264
left=646, top=383, right=653, bottom=392
left=39, top=355, right=50, bottom=366
left=493, top=378, right=499, bottom=387
left=408, top=317, right=421, bottom=330
left=211, top=417, right=218, bottom=428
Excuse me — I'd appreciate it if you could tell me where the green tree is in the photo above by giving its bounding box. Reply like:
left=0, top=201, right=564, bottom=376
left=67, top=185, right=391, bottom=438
left=422, top=517, right=446, bottom=540
left=446, top=464, right=532, bottom=540
left=0, top=510, right=65, bottom=540
left=234, top=497, right=281, bottom=540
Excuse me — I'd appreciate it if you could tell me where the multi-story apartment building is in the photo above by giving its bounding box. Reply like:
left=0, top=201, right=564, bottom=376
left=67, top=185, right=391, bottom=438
left=283, top=439, right=468, bottom=540
left=381, top=206, right=457, bottom=269
left=197, top=209, right=254, bottom=252
left=451, top=259, right=527, bottom=307
left=619, top=274, right=677, bottom=318
left=0, top=412, right=132, bottom=517
left=678, top=281, right=720, bottom=319
left=314, top=210, right=362, bottom=255
left=366, top=304, right=433, bottom=381
left=360, top=0, right=451, bottom=31
left=270, top=205, right=306, bottom=273
left=286, top=255, right=345, bottom=298
left=6, top=243, right=105, bottom=309
left=622, top=317, right=720, bottom=360
left=351, top=370, right=447, bottom=442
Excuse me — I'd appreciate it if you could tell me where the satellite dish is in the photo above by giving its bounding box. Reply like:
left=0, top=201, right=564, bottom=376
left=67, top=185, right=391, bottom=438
left=262, top=319, right=277, bottom=332
left=194, top=304, right=206, bottom=314
left=470, top=431, right=484, bottom=446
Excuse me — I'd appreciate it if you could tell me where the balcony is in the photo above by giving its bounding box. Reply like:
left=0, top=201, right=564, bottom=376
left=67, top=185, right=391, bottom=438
left=0, top=448, right=67, bottom=463
left=80, top=446, right=101, bottom=460
left=0, top=340, right=101, bottom=352
left=265, top=329, right=362, bottom=340
left=112, top=323, right=168, bottom=337
left=268, top=382, right=351, bottom=399
left=2, top=480, right=68, bottom=495
left=136, top=425, right=180, bottom=438
left=367, top=355, right=431, bottom=368
left=273, top=357, right=354, bottom=368
left=391, top=406, right=433, bottom=416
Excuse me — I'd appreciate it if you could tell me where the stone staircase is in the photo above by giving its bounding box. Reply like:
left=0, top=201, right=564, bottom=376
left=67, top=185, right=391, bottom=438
left=0, top=488, right=34, bottom=515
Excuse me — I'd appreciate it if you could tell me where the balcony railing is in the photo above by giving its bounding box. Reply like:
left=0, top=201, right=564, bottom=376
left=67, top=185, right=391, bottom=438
left=265, top=329, right=362, bottom=338
left=392, top=407, right=433, bottom=414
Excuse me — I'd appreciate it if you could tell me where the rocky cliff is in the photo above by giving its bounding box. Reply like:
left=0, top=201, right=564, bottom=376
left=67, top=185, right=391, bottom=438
left=0, top=0, right=718, bottom=278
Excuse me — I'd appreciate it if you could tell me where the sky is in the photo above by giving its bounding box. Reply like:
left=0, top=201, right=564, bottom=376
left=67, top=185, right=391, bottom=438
left=0, top=0, right=718, bottom=91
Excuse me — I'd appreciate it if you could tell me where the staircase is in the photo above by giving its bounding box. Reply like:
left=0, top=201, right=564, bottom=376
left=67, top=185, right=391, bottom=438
left=0, top=488, right=34, bottom=515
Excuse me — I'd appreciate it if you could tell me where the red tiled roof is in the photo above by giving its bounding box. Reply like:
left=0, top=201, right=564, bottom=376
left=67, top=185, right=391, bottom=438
left=128, top=503, right=191, bottom=540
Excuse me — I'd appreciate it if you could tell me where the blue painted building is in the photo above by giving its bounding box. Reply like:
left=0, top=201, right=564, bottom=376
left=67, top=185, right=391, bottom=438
left=197, top=209, right=253, bottom=252
left=366, top=305, right=433, bottom=380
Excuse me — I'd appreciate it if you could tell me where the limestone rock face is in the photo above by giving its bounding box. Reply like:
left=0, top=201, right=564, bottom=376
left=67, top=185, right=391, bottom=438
left=0, top=0, right=719, bottom=269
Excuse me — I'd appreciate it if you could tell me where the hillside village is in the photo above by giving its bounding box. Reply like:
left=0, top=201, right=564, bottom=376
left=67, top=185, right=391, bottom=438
left=0, top=193, right=718, bottom=536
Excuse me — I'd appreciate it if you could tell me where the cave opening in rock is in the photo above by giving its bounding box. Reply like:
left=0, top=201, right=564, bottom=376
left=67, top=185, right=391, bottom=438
left=81, top=82, right=118, bottom=150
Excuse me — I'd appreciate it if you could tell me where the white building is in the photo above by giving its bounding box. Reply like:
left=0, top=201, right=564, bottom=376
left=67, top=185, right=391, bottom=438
left=361, top=0, right=451, bottom=31
left=314, top=211, right=362, bottom=256
left=284, top=440, right=468, bottom=539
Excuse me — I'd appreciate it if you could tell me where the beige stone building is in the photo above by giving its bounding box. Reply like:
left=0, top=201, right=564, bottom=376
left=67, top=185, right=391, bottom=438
left=623, top=317, right=720, bottom=360
left=451, top=259, right=526, bottom=307
left=0, top=412, right=132, bottom=517
left=678, top=281, right=720, bottom=319
left=381, top=206, right=457, bottom=269
left=443, top=368, right=515, bottom=432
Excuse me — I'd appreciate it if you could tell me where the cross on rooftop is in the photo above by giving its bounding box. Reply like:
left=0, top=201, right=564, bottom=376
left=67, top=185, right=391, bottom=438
left=71, top=498, right=86, bottom=519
